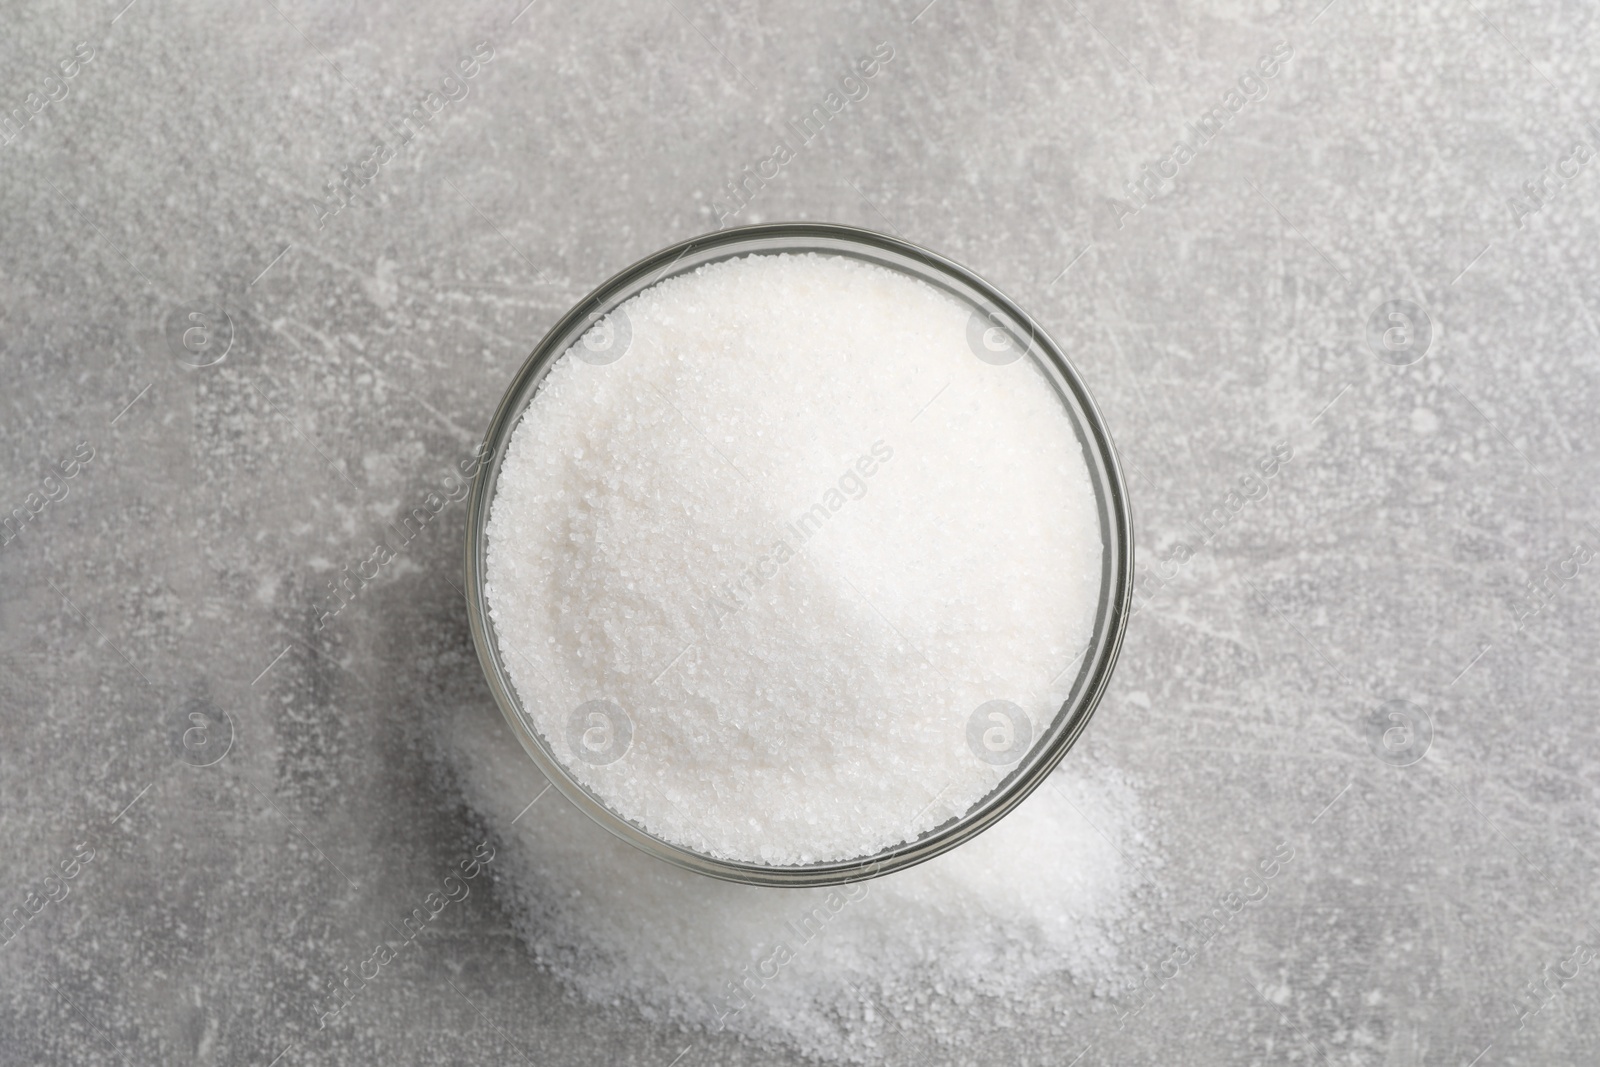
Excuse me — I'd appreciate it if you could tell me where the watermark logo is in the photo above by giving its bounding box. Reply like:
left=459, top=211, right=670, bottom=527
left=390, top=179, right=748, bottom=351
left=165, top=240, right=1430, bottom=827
left=966, top=307, right=1033, bottom=366
left=1365, top=300, right=1432, bottom=365
left=966, top=700, right=1033, bottom=764
left=1513, top=940, right=1597, bottom=1032
left=574, top=308, right=631, bottom=365
left=171, top=697, right=233, bottom=767
left=1, top=839, right=96, bottom=950
left=0, top=441, right=94, bottom=551
left=709, top=862, right=878, bottom=1031
left=312, top=841, right=495, bottom=1031
left=1506, top=123, right=1600, bottom=232
left=1134, top=440, right=1294, bottom=617
left=710, top=41, right=895, bottom=226
left=1514, top=541, right=1592, bottom=632
left=313, top=443, right=489, bottom=632
left=0, top=41, right=96, bottom=150
left=165, top=305, right=233, bottom=367
left=310, top=42, right=497, bottom=231
left=1111, top=40, right=1295, bottom=227
left=1361, top=698, right=1432, bottom=766
left=1116, top=840, right=1294, bottom=1030
left=568, top=699, right=632, bottom=764
left=704, top=438, right=893, bottom=630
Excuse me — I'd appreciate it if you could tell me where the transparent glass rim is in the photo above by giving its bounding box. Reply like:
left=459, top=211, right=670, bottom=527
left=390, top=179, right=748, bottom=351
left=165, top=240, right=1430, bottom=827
left=464, top=222, right=1133, bottom=887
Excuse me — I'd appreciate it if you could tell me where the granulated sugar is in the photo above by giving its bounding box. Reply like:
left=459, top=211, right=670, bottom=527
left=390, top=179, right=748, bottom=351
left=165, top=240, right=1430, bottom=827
left=442, top=699, right=1147, bottom=1062
left=484, top=252, right=1103, bottom=864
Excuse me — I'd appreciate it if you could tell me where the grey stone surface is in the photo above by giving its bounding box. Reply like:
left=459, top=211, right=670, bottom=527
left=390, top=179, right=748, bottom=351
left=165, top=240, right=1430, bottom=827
left=2, top=0, right=1598, bottom=1063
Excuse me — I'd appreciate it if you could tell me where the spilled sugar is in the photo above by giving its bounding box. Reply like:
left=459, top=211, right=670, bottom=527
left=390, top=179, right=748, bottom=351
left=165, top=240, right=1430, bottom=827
left=483, top=252, right=1104, bottom=864
left=443, top=699, right=1146, bottom=1062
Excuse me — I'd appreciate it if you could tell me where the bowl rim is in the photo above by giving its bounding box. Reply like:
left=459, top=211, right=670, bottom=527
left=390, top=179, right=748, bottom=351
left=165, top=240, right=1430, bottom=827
left=463, top=221, right=1133, bottom=887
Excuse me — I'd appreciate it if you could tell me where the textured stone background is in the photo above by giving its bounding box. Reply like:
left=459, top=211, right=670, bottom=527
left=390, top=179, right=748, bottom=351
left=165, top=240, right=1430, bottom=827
left=3, top=0, right=1599, bottom=1063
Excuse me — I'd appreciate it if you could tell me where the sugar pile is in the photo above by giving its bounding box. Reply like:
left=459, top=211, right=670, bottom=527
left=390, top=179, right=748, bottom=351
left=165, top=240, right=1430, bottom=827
left=442, top=697, right=1148, bottom=1061
left=484, top=252, right=1104, bottom=864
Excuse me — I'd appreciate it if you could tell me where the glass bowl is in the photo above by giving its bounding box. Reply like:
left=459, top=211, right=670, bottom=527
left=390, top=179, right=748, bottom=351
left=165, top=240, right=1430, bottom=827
left=463, top=222, right=1132, bottom=887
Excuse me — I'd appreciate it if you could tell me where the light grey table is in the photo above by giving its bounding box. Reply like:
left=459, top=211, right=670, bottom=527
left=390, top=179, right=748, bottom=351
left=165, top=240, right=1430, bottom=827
left=3, top=0, right=1598, bottom=1063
